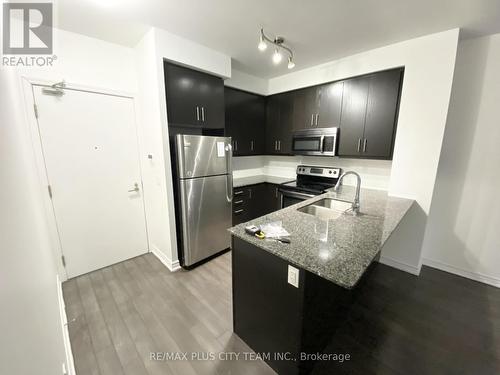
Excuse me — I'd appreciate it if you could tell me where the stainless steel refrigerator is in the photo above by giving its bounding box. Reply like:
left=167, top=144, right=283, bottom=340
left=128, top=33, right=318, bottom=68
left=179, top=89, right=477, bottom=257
left=175, top=134, right=233, bottom=267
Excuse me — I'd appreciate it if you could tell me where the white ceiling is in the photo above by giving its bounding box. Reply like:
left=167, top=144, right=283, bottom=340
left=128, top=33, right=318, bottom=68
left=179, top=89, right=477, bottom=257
left=55, top=0, right=500, bottom=78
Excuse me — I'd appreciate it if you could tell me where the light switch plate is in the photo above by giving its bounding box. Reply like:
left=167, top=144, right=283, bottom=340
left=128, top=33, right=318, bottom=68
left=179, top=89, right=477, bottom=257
left=287, top=265, right=299, bottom=288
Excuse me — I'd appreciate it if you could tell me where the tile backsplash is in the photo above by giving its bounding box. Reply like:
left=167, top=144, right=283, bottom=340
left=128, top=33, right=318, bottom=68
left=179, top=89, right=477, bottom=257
left=233, top=155, right=392, bottom=191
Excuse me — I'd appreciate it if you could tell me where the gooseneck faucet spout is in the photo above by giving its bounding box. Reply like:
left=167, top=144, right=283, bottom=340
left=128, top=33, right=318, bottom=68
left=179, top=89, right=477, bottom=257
left=333, top=171, right=361, bottom=215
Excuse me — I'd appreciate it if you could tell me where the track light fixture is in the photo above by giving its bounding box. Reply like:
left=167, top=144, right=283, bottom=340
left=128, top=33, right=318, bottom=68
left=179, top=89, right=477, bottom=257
left=257, top=28, right=295, bottom=69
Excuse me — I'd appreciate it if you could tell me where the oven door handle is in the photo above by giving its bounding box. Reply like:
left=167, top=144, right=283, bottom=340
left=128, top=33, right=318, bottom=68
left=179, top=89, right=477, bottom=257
left=279, top=190, right=317, bottom=200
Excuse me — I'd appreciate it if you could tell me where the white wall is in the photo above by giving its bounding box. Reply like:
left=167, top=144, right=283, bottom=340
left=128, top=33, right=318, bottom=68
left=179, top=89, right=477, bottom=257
left=235, top=29, right=460, bottom=273
left=0, top=71, right=68, bottom=375
left=7, top=20, right=137, bottom=93
left=225, top=69, right=268, bottom=95
left=133, top=27, right=232, bottom=268
left=421, top=33, right=500, bottom=287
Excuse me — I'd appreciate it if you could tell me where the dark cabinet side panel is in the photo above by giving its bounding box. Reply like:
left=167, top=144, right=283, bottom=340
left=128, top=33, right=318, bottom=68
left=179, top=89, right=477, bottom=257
left=232, top=237, right=303, bottom=375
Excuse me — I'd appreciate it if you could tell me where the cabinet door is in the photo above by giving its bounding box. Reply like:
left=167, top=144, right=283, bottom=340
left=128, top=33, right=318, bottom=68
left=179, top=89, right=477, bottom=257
left=293, top=87, right=319, bottom=130
left=338, top=77, right=369, bottom=156
left=264, top=184, right=282, bottom=214
left=362, top=69, right=402, bottom=159
left=248, top=184, right=268, bottom=219
left=164, top=62, right=201, bottom=127
left=276, top=92, right=294, bottom=154
left=318, top=81, right=343, bottom=127
left=247, top=93, right=266, bottom=155
left=200, top=72, right=225, bottom=129
left=225, top=87, right=250, bottom=155
left=266, top=95, right=280, bottom=154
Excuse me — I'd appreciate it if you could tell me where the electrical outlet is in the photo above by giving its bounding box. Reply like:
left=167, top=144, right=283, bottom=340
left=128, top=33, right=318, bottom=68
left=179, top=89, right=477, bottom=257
left=287, top=265, right=299, bottom=288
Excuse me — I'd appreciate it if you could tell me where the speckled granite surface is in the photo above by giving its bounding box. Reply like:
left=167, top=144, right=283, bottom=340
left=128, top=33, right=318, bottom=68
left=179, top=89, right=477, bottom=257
left=229, top=186, right=414, bottom=289
left=233, top=175, right=294, bottom=188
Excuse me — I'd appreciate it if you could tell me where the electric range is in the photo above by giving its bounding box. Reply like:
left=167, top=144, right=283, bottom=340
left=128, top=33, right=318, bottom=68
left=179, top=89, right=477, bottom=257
left=279, top=165, right=342, bottom=208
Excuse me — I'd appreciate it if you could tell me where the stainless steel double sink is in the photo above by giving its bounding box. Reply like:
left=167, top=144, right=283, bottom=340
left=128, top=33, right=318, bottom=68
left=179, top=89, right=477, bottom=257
left=297, top=198, right=353, bottom=220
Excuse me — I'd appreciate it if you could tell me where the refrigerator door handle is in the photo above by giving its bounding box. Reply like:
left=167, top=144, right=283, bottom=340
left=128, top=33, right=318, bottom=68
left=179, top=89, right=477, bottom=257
left=225, top=142, right=233, bottom=202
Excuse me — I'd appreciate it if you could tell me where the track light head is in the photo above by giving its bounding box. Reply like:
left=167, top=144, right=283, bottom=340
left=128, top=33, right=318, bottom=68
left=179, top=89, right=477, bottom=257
left=272, top=48, right=282, bottom=64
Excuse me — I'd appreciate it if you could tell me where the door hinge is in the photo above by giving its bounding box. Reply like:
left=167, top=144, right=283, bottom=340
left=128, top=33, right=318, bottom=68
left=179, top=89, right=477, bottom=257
left=48, top=185, right=53, bottom=199
left=61, top=255, right=66, bottom=267
left=33, top=104, right=38, bottom=119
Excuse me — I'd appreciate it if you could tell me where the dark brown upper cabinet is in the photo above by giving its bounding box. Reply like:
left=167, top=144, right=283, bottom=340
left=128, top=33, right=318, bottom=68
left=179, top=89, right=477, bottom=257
left=339, top=68, right=403, bottom=159
left=292, top=81, right=343, bottom=130
left=224, top=87, right=266, bottom=156
left=266, top=92, right=294, bottom=155
left=317, top=81, right=344, bottom=127
left=292, top=86, right=320, bottom=130
left=164, top=62, right=224, bottom=129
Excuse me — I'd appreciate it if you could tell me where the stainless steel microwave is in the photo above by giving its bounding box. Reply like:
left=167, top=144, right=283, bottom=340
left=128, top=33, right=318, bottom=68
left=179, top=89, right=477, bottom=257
left=292, top=127, right=339, bottom=156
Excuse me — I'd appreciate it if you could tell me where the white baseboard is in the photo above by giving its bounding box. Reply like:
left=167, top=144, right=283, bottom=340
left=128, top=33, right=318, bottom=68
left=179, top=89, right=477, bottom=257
left=422, top=258, right=500, bottom=288
left=379, top=256, right=421, bottom=275
left=56, top=275, right=76, bottom=375
left=150, top=245, right=181, bottom=272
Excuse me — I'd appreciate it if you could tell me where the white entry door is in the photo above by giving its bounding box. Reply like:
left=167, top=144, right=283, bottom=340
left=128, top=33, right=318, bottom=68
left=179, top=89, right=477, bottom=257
left=32, top=85, right=148, bottom=278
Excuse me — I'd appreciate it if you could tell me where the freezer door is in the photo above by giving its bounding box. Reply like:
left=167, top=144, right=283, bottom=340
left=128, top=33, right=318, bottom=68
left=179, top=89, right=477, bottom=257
left=179, top=174, right=232, bottom=266
left=176, top=134, right=232, bottom=179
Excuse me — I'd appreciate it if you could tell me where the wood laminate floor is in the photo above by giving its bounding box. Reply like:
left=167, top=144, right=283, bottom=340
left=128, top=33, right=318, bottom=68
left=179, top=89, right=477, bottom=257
left=63, top=252, right=500, bottom=375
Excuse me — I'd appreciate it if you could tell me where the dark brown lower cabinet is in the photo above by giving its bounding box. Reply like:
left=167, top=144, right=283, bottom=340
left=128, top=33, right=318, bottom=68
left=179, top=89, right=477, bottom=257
left=232, top=183, right=283, bottom=225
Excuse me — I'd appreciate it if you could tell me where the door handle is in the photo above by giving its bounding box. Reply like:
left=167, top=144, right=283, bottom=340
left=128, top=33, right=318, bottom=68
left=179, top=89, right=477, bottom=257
left=315, top=114, right=319, bottom=126
left=201, top=107, right=205, bottom=122
left=357, top=138, right=362, bottom=152
left=196, top=106, right=200, bottom=121
left=128, top=183, right=140, bottom=193
left=363, top=138, right=367, bottom=152
left=310, top=114, right=314, bottom=126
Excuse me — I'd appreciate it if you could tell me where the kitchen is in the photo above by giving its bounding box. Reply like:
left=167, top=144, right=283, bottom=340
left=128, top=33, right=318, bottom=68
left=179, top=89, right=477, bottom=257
left=1, top=1, right=500, bottom=375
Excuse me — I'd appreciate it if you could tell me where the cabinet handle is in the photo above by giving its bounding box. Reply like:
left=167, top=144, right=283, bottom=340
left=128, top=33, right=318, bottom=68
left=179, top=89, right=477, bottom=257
left=234, top=140, right=238, bottom=151
left=196, top=106, right=200, bottom=121
left=278, top=140, right=281, bottom=151
left=275, top=188, right=278, bottom=198
left=274, top=140, right=278, bottom=151
left=315, top=114, right=319, bottom=126
left=310, top=114, right=314, bottom=126
left=234, top=190, right=244, bottom=195
left=234, top=200, right=244, bottom=204
left=250, top=140, right=254, bottom=151
left=357, top=138, right=362, bottom=152
left=363, top=138, right=367, bottom=152
left=249, top=188, right=252, bottom=199
left=201, top=107, right=205, bottom=122
left=234, top=209, right=244, bottom=214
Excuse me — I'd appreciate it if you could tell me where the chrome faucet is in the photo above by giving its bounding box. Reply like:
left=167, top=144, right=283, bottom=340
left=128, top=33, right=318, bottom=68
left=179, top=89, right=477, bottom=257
left=333, top=171, right=361, bottom=215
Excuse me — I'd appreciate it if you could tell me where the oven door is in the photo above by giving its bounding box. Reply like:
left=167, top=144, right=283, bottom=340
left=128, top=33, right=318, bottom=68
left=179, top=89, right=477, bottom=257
left=292, top=135, right=324, bottom=156
left=280, top=189, right=316, bottom=208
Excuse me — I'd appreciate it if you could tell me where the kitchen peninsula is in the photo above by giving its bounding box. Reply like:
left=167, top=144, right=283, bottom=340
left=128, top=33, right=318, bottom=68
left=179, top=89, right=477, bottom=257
left=229, top=186, right=414, bottom=374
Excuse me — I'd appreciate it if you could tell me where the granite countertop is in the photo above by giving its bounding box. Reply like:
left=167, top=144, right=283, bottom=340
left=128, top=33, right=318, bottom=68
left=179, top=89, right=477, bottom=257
left=229, top=186, right=414, bottom=289
left=233, top=174, right=294, bottom=188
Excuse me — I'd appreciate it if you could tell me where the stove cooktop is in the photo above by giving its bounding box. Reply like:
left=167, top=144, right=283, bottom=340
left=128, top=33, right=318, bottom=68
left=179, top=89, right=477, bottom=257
left=280, top=180, right=334, bottom=195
